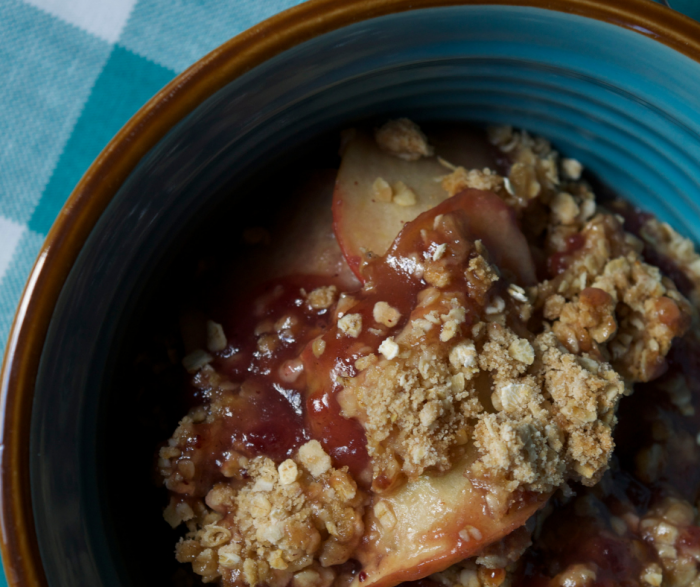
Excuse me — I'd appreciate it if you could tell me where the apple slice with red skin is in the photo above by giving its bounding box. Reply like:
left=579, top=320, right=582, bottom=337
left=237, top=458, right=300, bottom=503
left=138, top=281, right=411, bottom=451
left=351, top=454, right=548, bottom=587
left=392, top=187, right=537, bottom=287
left=223, top=169, right=360, bottom=296
left=332, top=127, right=500, bottom=280
left=263, top=169, right=359, bottom=286
left=346, top=191, right=542, bottom=587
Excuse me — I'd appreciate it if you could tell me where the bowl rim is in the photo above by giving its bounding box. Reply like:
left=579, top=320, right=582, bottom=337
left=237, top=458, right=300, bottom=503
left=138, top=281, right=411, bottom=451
left=2, top=0, right=700, bottom=586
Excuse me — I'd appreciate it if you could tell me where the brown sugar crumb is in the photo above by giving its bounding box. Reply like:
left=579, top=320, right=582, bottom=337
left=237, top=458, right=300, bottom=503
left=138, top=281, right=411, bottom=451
left=508, top=161, right=542, bottom=201
left=338, top=313, right=363, bottom=338
left=477, top=323, right=533, bottom=380
left=372, top=177, right=393, bottom=202
left=354, top=353, right=378, bottom=371
left=464, top=252, right=499, bottom=306
left=297, top=440, right=332, bottom=477
left=543, top=294, right=566, bottom=321
left=441, top=167, right=504, bottom=198
left=306, top=285, right=337, bottom=310
left=551, top=192, right=580, bottom=225
left=206, top=320, right=228, bottom=352
left=640, top=217, right=700, bottom=308
left=372, top=301, right=401, bottom=328
left=172, top=442, right=366, bottom=587
left=550, top=287, right=617, bottom=357
left=561, top=158, right=583, bottom=180
left=378, top=336, right=399, bottom=360
left=424, top=261, right=452, bottom=288
left=508, top=338, right=535, bottom=365
left=439, top=298, right=467, bottom=342
left=533, top=212, right=692, bottom=382
left=471, top=329, right=626, bottom=496
left=636, top=496, right=699, bottom=585
left=311, top=338, right=326, bottom=358
left=338, top=293, right=483, bottom=488
left=589, top=255, right=690, bottom=381
left=374, top=118, right=434, bottom=161
left=392, top=181, right=418, bottom=207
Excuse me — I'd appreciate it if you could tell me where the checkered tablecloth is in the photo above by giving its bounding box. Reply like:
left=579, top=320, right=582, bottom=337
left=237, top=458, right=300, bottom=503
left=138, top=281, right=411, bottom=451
left=0, top=0, right=305, bottom=365
left=0, top=0, right=307, bottom=580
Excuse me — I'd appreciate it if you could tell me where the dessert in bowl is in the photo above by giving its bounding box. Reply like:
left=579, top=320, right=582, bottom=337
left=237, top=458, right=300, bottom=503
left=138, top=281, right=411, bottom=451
left=153, top=119, right=698, bottom=587
left=3, top=2, right=700, bottom=587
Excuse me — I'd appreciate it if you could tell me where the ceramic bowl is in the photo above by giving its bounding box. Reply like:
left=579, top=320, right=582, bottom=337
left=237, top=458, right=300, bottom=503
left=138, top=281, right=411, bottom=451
left=3, top=1, right=700, bottom=586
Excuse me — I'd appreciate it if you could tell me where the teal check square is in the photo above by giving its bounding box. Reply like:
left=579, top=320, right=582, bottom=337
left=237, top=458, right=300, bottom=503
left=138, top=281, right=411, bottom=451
left=28, top=46, right=176, bottom=235
left=0, top=0, right=111, bottom=225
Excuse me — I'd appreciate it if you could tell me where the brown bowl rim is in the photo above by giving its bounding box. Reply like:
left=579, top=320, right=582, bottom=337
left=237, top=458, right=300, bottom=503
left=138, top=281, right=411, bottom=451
left=2, top=1, right=700, bottom=586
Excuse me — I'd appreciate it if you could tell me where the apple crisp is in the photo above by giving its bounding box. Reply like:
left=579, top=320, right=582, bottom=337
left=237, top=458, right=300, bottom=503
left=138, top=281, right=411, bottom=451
left=156, top=120, right=700, bottom=587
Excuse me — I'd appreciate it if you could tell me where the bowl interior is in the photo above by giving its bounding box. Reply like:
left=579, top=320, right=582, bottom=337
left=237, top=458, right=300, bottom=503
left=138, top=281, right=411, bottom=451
left=28, top=5, right=700, bottom=587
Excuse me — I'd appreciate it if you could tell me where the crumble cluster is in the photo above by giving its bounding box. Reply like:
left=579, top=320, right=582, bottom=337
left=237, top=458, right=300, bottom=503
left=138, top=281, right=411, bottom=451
left=338, top=289, right=486, bottom=488
left=337, top=241, right=626, bottom=501
left=486, top=124, right=593, bottom=218
left=639, top=216, right=700, bottom=308
left=168, top=440, right=366, bottom=587
left=374, top=118, right=434, bottom=161
left=531, top=200, right=692, bottom=382
left=472, top=125, right=693, bottom=382
left=472, top=329, right=624, bottom=496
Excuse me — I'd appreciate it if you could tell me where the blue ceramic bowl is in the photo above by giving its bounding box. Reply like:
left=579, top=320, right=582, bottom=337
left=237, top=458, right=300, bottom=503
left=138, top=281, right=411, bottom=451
left=4, top=1, right=700, bottom=586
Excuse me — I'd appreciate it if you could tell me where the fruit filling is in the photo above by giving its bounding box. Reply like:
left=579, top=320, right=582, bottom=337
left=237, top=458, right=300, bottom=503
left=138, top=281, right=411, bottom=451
left=157, top=120, right=700, bottom=587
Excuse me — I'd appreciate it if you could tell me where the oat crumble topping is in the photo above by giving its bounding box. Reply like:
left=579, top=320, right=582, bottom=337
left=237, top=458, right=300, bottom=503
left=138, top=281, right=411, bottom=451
left=374, top=118, right=434, bottom=161
left=307, top=286, right=338, bottom=310
left=640, top=217, right=700, bottom=307
left=392, top=181, right=417, bottom=207
left=441, top=167, right=504, bottom=198
left=159, top=120, right=700, bottom=587
left=169, top=442, right=366, bottom=587
left=372, top=177, right=393, bottom=203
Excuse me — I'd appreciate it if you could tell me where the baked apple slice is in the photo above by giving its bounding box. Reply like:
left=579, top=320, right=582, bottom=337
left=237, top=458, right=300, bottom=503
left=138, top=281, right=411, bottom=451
left=352, top=454, right=547, bottom=587
left=228, top=169, right=360, bottom=291
left=263, top=170, right=358, bottom=285
left=332, top=126, right=498, bottom=279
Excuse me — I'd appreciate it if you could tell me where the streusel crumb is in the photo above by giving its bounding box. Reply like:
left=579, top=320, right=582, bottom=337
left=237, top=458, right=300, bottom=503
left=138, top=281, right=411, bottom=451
left=441, top=167, right=504, bottom=198
left=472, top=330, right=625, bottom=495
left=338, top=291, right=483, bottom=488
left=171, top=441, right=366, bottom=587
left=640, top=216, right=700, bottom=308
left=532, top=211, right=692, bottom=381
left=375, top=118, right=434, bottom=161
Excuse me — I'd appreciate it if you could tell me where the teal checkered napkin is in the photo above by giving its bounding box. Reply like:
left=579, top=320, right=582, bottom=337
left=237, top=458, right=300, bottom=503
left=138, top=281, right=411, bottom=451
left=0, top=0, right=304, bottom=582
left=0, top=0, right=304, bottom=358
